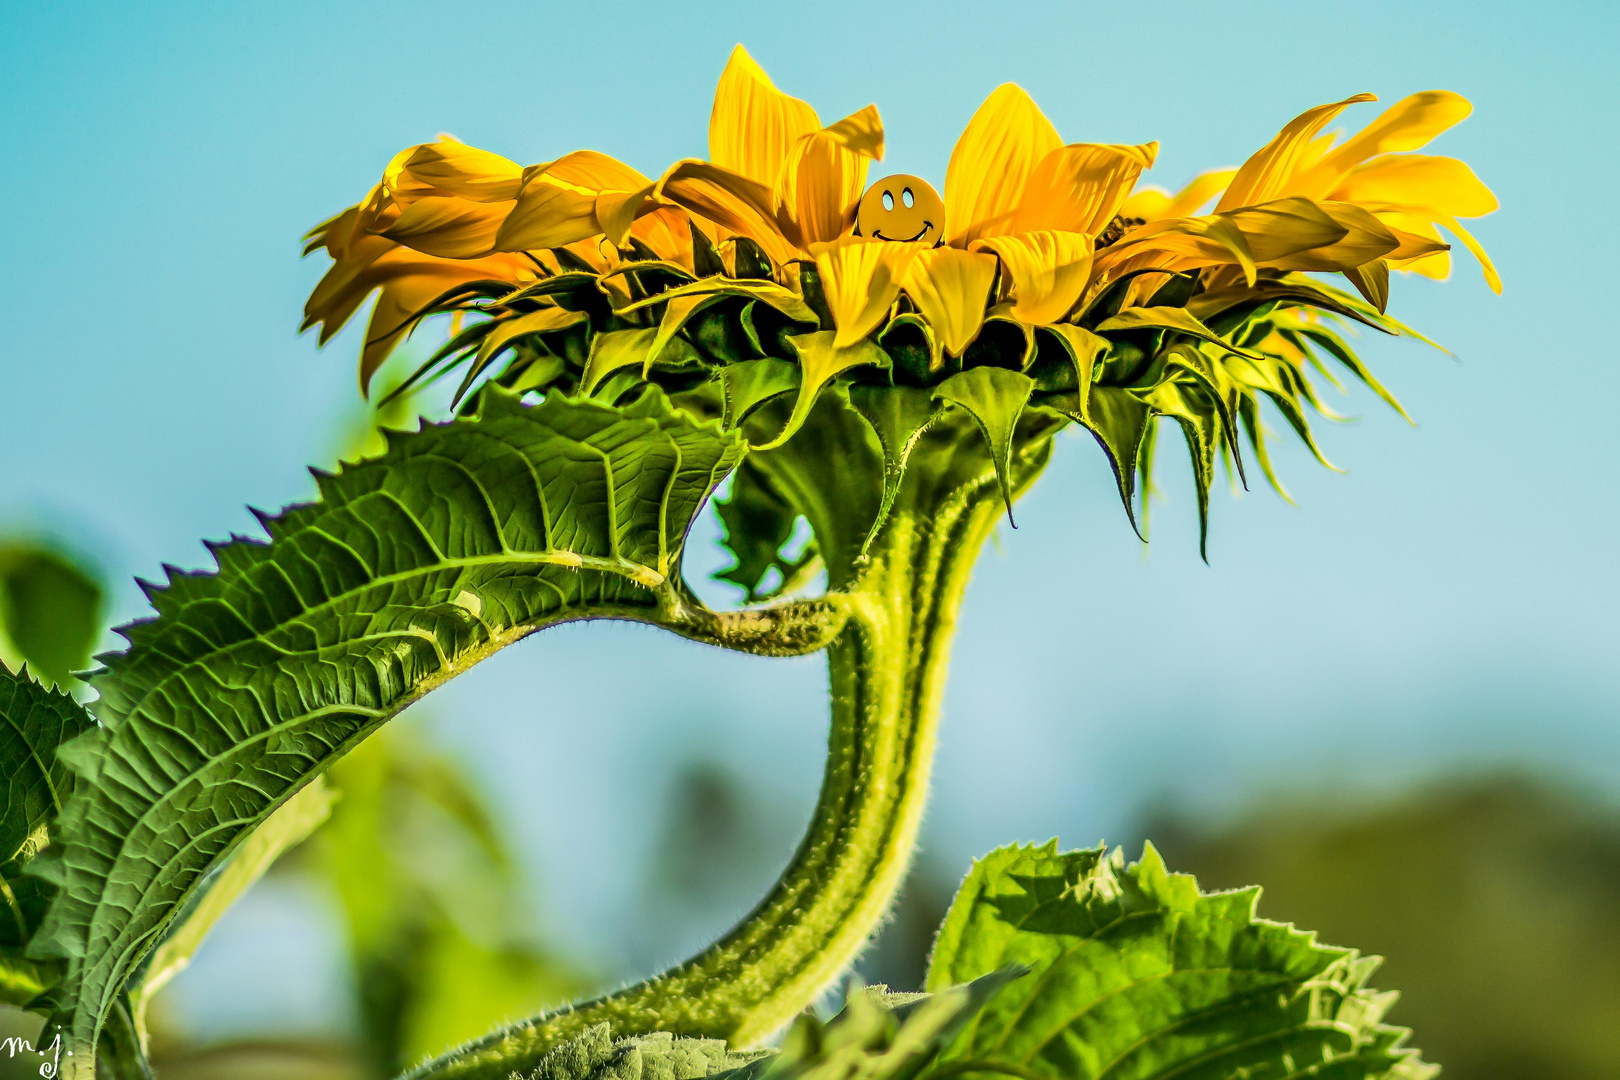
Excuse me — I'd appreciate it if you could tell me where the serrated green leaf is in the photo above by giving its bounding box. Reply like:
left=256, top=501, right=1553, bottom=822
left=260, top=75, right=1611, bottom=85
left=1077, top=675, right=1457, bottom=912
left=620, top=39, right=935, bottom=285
left=722, top=972, right=1023, bottom=1080
left=0, top=667, right=92, bottom=1007
left=524, top=1022, right=766, bottom=1080
left=127, top=775, right=337, bottom=1032
left=933, top=368, right=1036, bottom=524
left=927, top=840, right=1435, bottom=1080
left=29, top=386, right=745, bottom=1063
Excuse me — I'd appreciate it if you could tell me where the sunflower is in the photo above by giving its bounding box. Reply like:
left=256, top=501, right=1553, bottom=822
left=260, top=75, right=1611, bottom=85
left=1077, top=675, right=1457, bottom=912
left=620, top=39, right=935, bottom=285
left=302, top=45, right=1498, bottom=562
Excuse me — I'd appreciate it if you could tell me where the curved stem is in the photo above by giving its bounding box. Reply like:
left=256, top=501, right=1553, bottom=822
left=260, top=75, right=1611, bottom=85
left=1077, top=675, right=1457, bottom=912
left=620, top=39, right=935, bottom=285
left=407, top=475, right=1010, bottom=1080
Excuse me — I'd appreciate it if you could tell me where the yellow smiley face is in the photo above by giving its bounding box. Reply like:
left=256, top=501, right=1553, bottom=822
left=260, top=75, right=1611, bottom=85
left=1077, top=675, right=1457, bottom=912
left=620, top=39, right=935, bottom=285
left=856, top=174, right=945, bottom=246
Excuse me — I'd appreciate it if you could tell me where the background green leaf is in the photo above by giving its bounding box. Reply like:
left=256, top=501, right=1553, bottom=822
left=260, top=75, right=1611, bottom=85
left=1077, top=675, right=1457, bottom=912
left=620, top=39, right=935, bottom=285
left=0, top=546, right=103, bottom=690
left=927, top=840, right=1433, bottom=1080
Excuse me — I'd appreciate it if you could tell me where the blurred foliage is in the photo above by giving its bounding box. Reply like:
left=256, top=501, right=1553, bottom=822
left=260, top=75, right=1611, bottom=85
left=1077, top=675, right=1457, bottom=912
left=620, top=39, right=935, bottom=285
left=0, top=541, right=101, bottom=689
left=303, top=725, right=590, bottom=1077
left=1144, top=773, right=1620, bottom=1080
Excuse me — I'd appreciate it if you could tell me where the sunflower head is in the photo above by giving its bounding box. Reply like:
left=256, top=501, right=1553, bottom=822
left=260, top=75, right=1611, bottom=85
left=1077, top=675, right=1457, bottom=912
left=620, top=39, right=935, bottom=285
left=302, top=46, right=1499, bottom=585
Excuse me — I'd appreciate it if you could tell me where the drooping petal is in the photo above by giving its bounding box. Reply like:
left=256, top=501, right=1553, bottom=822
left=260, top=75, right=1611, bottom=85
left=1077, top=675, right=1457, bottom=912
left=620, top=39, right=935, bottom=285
left=812, top=237, right=919, bottom=347
left=1329, top=154, right=1499, bottom=219
left=355, top=253, right=532, bottom=392
left=708, top=44, right=821, bottom=188
left=629, top=206, right=697, bottom=268
left=973, top=231, right=1094, bottom=325
left=381, top=196, right=514, bottom=258
left=777, top=119, right=878, bottom=248
left=1098, top=197, right=1348, bottom=284
left=384, top=138, right=524, bottom=206
left=944, top=83, right=1063, bottom=245
left=541, top=149, right=653, bottom=192
left=1012, top=143, right=1158, bottom=236
left=1217, top=94, right=1377, bottom=212
left=595, top=185, right=657, bottom=246
left=1291, top=91, right=1473, bottom=196
left=1264, top=202, right=1401, bottom=271
left=494, top=174, right=602, bottom=252
left=655, top=159, right=800, bottom=265
left=1439, top=214, right=1502, bottom=293
left=899, top=247, right=998, bottom=357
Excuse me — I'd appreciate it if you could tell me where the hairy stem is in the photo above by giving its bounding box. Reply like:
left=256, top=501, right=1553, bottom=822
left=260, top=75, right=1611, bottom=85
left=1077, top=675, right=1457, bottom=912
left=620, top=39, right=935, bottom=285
left=406, top=475, right=1011, bottom=1080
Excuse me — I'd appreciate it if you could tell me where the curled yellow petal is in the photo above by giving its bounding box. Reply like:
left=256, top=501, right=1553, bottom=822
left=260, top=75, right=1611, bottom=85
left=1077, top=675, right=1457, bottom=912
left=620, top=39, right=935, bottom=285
left=973, top=231, right=1094, bottom=325
left=384, top=139, right=524, bottom=206
left=900, top=247, right=997, bottom=357
left=494, top=174, right=601, bottom=252
left=595, top=185, right=657, bottom=246
left=655, top=159, right=799, bottom=266
left=381, top=195, right=512, bottom=258
left=1330, top=154, right=1498, bottom=219
left=1292, top=91, right=1473, bottom=196
left=1012, top=143, right=1158, bottom=236
left=944, top=83, right=1062, bottom=245
left=709, top=44, right=821, bottom=188
left=1264, top=202, right=1400, bottom=271
left=812, top=238, right=918, bottom=348
left=1218, top=93, right=1377, bottom=212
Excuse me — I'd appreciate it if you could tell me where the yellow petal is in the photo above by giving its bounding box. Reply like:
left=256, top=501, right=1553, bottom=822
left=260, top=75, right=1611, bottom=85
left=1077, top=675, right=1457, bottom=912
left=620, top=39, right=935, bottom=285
left=1329, top=154, right=1498, bottom=219
left=1264, top=201, right=1399, bottom=271
left=811, top=237, right=918, bottom=347
left=1292, top=91, right=1473, bottom=196
left=629, top=206, right=696, bottom=268
left=777, top=124, right=873, bottom=248
left=820, top=103, right=885, bottom=159
left=494, top=174, right=602, bottom=252
left=381, top=195, right=513, bottom=258
left=708, top=44, right=821, bottom=188
left=595, top=184, right=657, bottom=246
left=1012, top=142, right=1158, bottom=236
left=1217, top=93, right=1377, bottom=212
left=655, top=159, right=800, bottom=266
left=973, top=231, right=1094, bottom=325
left=944, top=83, right=1063, bottom=245
left=541, top=149, right=653, bottom=192
left=1440, top=214, right=1502, bottom=294
left=384, top=139, right=524, bottom=205
left=899, top=247, right=997, bottom=357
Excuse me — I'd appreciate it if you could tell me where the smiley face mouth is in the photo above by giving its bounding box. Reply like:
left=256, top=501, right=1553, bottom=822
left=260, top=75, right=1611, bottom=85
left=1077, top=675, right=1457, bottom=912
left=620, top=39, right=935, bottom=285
left=872, top=220, right=935, bottom=243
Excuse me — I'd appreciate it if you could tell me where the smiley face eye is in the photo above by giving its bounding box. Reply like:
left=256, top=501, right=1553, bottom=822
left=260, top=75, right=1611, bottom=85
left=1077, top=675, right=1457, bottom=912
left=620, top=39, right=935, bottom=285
left=902, top=188, right=914, bottom=209
left=882, top=191, right=895, bottom=211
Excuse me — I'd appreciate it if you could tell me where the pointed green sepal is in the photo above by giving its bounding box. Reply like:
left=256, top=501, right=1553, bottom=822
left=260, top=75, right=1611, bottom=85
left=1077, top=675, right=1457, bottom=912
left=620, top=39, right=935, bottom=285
left=756, top=332, right=890, bottom=451
left=718, top=358, right=800, bottom=432
left=932, top=367, right=1036, bottom=525
left=848, top=384, right=944, bottom=557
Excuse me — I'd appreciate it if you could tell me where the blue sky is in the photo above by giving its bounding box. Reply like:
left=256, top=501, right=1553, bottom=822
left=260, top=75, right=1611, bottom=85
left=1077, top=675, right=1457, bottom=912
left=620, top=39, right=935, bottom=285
left=3, top=0, right=1617, bottom=1036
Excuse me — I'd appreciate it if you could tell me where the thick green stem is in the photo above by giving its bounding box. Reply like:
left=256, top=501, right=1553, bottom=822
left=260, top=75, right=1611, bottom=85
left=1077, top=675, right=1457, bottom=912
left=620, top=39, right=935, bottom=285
left=407, top=477, right=1010, bottom=1080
